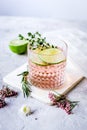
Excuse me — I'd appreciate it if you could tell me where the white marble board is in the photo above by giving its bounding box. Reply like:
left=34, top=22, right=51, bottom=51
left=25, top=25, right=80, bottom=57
left=3, top=59, right=84, bottom=104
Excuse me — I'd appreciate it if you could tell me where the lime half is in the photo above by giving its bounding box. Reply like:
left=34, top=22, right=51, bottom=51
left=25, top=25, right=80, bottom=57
left=38, top=48, right=66, bottom=64
left=9, top=39, right=28, bottom=54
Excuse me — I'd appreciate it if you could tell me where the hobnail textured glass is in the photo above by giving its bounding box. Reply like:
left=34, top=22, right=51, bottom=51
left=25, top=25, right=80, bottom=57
left=28, top=61, right=66, bottom=89
left=28, top=39, right=67, bottom=90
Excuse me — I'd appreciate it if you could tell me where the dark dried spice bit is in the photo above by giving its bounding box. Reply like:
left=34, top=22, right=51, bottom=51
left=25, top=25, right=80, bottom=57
left=35, top=118, right=38, bottom=120
left=0, top=98, right=7, bottom=108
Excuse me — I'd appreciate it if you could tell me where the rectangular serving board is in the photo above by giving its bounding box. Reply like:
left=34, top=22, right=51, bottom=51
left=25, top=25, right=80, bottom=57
left=3, top=59, right=84, bottom=104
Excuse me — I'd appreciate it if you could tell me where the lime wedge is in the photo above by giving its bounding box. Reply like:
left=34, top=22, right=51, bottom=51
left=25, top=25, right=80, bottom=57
left=29, top=48, right=48, bottom=66
left=9, top=39, right=28, bottom=54
left=38, top=48, right=66, bottom=64
left=30, top=53, right=48, bottom=66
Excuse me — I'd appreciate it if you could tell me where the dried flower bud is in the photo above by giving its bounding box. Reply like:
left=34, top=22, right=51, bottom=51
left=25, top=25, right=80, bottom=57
left=0, top=98, right=7, bottom=108
left=49, top=92, right=78, bottom=114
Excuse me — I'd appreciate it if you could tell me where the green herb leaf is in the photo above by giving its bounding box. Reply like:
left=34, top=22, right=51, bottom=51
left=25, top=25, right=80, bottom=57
left=17, top=71, right=29, bottom=76
left=17, top=71, right=31, bottom=97
left=35, top=32, right=41, bottom=37
left=18, top=34, right=25, bottom=40
left=28, top=32, right=32, bottom=37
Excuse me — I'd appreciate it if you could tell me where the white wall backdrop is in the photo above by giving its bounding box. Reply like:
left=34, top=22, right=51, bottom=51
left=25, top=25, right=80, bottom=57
left=0, top=0, right=87, bottom=20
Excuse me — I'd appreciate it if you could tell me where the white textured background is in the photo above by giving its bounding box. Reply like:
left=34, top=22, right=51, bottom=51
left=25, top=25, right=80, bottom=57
left=0, top=0, right=87, bottom=20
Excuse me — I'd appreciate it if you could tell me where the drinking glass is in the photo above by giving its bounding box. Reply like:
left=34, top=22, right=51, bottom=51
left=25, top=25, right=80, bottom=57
left=28, top=39, right=67, bottom=90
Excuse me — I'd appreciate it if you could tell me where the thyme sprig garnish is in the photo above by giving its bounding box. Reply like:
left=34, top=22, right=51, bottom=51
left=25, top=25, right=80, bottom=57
left=49, top=92, right=79, bottom=114
left=18, top=32, right=57, bottom=51
left=17, top=71, right=32, bottom=97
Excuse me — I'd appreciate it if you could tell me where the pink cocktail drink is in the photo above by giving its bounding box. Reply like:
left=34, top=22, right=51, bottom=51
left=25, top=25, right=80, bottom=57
left=27, top=32, right=67, bottom=90
left=28, top=60, right=66, bottom=89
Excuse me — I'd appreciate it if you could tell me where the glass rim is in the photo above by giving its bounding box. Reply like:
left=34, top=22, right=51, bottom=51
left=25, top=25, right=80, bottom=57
left=28, top=39, right=68, bottom=56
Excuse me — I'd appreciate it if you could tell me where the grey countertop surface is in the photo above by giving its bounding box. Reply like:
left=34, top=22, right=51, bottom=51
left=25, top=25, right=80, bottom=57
left=0, top=16, right=87, bottom=130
